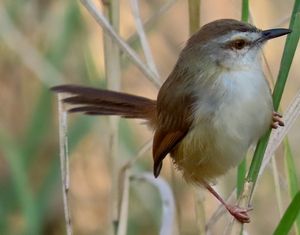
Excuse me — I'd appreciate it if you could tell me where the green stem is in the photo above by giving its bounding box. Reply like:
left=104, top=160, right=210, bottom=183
left=188, top=0, right=201, bottom=34
left=241, top=0, right=249, bottom=22
left=237, top=0, right=249, bottom=197
left=246, top=10, right=300, bottom=184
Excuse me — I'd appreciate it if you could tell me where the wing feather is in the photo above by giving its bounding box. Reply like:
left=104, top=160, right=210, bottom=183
left=152, top=66, right=195, bottom=176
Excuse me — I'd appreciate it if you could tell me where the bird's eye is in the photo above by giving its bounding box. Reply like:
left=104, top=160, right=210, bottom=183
left=232, top=39, right=246, bottom=50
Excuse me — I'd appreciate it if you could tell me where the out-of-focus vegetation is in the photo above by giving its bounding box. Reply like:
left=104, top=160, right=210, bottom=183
left=0, top=1, right=299, bottom=235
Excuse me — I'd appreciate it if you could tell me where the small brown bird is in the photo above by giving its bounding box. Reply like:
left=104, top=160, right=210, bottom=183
left=52, top=19, right=289, bottom=223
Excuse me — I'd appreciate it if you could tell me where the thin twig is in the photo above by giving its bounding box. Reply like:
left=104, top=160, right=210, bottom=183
left=130, top=0, right=160, bottom=77
left=132, top=173, right=176, bottom=235
left=101, top=1, right=121, bottom=234
left=126, top=0, right=177, bottom=46
left=58, top=94, right=73, bottom=235
left=271, top=157, right=284, bottom=216
left=0, top=6, right=63, bottom=86
left=122, top=139, right=152, bottom=169
left=117, top=139, right=152, bottom=235
left=117, top=169, right=130, bottom=235
left=80, top=0, right=162, bottom=88
left=194, top=189, right=206, bottom=235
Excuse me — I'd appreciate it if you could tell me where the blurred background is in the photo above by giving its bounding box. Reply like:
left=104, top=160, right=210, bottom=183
left=0, top=0, right=299, bottom=234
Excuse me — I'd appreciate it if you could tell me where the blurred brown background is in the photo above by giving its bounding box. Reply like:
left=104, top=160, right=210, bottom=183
left=0, top=0, right=299, bottom=234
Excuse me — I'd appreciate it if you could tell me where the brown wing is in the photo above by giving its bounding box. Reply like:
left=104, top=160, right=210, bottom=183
left=153, top=129, right=188, bottom=177
left=153, top=65, right=195, bottom=177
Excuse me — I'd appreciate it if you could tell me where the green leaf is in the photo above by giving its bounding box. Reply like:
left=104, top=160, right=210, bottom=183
left=241, top=0, right=249, bottom=22
left=0, top=130, right=40, bottom=235
left=284, top=139, right=300, bottom=234
left=237, top=159, right=246, bottom=196
left=273, top=191, right=300, bottom=235
left=273, top=12, right=300, bottom=110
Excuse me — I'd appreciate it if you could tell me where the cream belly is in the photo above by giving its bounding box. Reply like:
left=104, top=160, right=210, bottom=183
left=171, top=69, right=273, bottom=184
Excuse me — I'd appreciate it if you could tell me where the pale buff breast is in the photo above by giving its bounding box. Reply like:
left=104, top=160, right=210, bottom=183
left=171, top=68, right=273, bottom=184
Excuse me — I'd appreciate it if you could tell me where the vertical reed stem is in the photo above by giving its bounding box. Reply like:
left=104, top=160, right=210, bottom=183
left=102, top=1, right=121, bottom=234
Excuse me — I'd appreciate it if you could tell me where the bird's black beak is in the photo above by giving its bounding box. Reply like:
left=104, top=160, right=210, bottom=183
left=261, top=28, right=292, bottom=41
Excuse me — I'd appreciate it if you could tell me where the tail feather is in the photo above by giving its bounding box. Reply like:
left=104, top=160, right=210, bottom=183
left=68, top=105, right=149, bottom=118
left=51, top=85, right=157, bottom=121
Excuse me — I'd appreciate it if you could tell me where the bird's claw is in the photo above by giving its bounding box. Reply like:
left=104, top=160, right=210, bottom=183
left=226, top=205, right=252, bottom=223
left=272, top=111, right=284, bottom=129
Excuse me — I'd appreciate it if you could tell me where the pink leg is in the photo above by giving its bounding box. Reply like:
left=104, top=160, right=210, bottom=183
left=272, top=111, right=284, bottom=129
left=204, top=183, right=251, bottom=223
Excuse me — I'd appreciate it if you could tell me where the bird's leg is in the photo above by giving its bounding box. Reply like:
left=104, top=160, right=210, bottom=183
left=272, top=111, right=284, bottom=129
left=204, top=182, right=251, bottom=223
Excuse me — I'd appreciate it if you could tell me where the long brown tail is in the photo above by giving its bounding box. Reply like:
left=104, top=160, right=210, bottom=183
left=51, top=85, right=157, bottom=122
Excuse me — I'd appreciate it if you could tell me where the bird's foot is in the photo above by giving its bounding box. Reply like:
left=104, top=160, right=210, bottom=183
left=272, top=111, right=284, bottom=129
left=226, top=205, right=252, bottom=223
left=204, top=183, right=252, bottom=223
